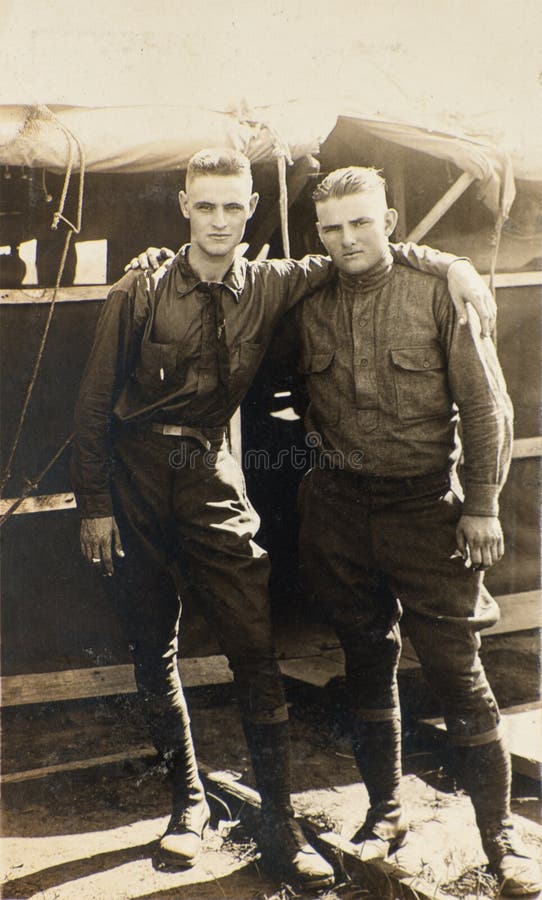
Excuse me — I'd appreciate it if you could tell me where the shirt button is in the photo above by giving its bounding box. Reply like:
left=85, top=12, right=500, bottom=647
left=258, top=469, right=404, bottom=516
left=423, top=360, right=430, bottom=368
left=360, top=358, right=369, bottom=367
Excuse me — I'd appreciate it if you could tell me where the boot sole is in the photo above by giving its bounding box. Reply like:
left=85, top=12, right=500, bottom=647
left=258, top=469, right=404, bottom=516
left=265, top=867, right=335, bottom=891
left=261, top=857, right=335, bottom=891
left=155, top=822, right=210, bottom=869
left=297, top=873, right=336, bottom=890
left=355, top=827, right=408, bottom=862
left=260, top=855, right=335, bottom=891
left=155, top=848, right=201, bottom=869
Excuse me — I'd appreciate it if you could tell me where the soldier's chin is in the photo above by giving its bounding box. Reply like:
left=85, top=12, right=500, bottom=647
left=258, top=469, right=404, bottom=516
left=341, top=255, right=370, bottom=274
left=204, top=241, right=233, bottom=256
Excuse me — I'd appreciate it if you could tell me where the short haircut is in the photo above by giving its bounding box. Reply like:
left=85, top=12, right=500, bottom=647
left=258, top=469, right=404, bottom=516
left=312, top=166, right=386, bottom=203
left=186, top=148, right=253, bottom=188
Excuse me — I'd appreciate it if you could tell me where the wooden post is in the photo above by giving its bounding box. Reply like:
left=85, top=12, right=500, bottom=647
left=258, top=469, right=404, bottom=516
left=406, top=171, right=476, bottom=244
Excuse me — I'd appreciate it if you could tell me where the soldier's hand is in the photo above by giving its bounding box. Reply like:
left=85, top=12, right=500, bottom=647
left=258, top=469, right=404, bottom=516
left=447, top=260, right=496, bottom=337
left=80, top=516, right=125, bottom=576
left=124, top=246, right=175, bottom=272
left=456, top=514, right=504, bottom=571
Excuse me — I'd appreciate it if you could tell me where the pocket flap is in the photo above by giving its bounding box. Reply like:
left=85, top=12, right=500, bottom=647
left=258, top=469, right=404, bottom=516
left=390, top=346, right=445, bottom=372
left=298, top=350, right=335, bottom=374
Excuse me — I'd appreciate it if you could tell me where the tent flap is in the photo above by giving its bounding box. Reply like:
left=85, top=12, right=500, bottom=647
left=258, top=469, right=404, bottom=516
left=0, top=100, right=520, bottom=217
left=0, top=103, right=334, bottom=174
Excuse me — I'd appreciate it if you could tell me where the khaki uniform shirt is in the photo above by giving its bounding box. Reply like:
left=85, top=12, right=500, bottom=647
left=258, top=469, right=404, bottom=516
left=297, top=255, right=513, bottom=516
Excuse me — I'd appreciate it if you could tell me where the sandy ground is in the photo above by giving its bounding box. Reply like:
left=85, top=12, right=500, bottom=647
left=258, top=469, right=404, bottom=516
left=1, top=632, right=541, bottom=900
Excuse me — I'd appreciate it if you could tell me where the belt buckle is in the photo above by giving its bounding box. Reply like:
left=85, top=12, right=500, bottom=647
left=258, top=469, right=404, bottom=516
left=153, top=423, right=212, bottom=451
left=162, top=424, right=182, bottom=437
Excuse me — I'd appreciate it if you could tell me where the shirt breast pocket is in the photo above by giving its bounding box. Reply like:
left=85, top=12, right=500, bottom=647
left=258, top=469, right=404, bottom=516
left=229, top=341, right=263, bottom=391
left=298, top=350, right=340, bottom=425
left=134, top=341, right=186, bottom=396
left=390, top=346, right=451, bottom=422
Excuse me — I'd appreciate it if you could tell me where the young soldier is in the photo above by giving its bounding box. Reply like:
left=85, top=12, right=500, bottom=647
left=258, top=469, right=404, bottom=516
left=296, top=167, right=540, bottom=896
left=74, top=149, right=493, bottom=889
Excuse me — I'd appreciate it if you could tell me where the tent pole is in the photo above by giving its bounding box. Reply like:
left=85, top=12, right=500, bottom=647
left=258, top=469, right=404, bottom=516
left=386, top=154, right=407, bottom=241
left=406, top=171, right=476, bottom=244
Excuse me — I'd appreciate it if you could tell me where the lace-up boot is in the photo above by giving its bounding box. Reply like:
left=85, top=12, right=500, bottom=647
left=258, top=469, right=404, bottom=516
left=158, top=792, right=210, bottom=867
left=455, top=737, right=541, bottom=896
left=481, top=824, right=541, bottom=896
left=242, top=719, right=334, bottom=889
left=258, top=808, right=335, bottom=889
left=350, top=710, right=407, bottom=860
left=156, top=716, right=208, bottom=868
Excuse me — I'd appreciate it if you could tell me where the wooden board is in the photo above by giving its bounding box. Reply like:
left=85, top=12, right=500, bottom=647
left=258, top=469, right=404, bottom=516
left=2, top=587, right=539, bottom=708
left=0, top=655, right=233, bottom=707
left=420, top=701, right=542, bottom=782
left=0, top=286, right=109, bottom=304
left=0, top=272, right=539, bottom=307
left=484, top=590, right=541, bottom=636
left=0, top=492, right=77, bottom=516
left=0, top=754, right=451, bottom=898
left=503, top=704, right=542, bottom=780
left=0, top=747, right=154, bottom=785
left=200, top=765, right=452, bottom=900
left=278, top=655, right=344, bottom=687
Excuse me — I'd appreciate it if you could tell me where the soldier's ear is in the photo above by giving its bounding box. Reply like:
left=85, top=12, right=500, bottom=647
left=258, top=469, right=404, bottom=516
left=179, top=191, right=189, bottom=219
left=247, top=192, right=259, bottom=219
left=384, top=208, right=398, bottom=237
left=316, top=220, right=328, bottom=251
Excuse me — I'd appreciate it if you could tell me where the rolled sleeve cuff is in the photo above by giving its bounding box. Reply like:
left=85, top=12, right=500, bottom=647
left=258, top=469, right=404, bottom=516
left=462, top=483, right=500, bottom=517
left=446, top=256, right=472, bottom=268
left=76, top=492, right=114, bottom=519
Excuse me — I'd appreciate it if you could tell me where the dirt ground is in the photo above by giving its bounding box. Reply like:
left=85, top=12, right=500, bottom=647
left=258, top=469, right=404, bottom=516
left=1, top=630, right=541, bottom=900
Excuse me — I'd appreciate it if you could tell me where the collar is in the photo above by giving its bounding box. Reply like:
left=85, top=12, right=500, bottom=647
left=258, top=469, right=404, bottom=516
left=338, top=248, right=394, bottom=295
left=172, top=244, right=246, bottom=302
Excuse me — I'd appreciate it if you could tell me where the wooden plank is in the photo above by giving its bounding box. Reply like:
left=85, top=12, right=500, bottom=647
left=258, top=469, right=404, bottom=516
left=0, top=492, right=77, bottom=516
left=0, top=285, right=109, bottom=304
left=0, top=753, right=498, bottom=900
left=1, top=271, right=538, bottom=307
left=278, top=656, right=344, bottom=687
left=485, top=590, right=541, bottom=636
left=3, top=587, right=537, bottom=708
left=420, top=701, right=542, bottom=782
left=199, top=764, right=450, bottom=900
left=3, top=433, right=540, bottom=519
left=504, top=705, right=542, bottom=780
left=484, top=271, right=542, bottom=289
left=403, top=593, right=540, bottom=644
left=318, top=830, right=450, bottom=900
left=0, top=747, right=155, bottom=785
left=406, top=172, right=476, bottom=244
left=512, top=436, right=542, bottom=459
left=0, top=655, right=233, bottom=707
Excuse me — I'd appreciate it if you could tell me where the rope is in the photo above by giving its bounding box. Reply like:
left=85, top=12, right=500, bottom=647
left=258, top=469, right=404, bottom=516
left=0, top=107, right=85, bottom=498
left=239, top=111, right=293, bottom=258
left=0, top=432, right=73, bottom=528
left=265, top=121, right=293, bottom=259
left=49, top=108, right=86, bottom=234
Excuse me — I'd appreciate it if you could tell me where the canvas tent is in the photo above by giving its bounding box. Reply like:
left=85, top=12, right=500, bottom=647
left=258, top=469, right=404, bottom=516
left=0, top=98, right=523, bottom=216
left=0, top=91, right=540, bottom=681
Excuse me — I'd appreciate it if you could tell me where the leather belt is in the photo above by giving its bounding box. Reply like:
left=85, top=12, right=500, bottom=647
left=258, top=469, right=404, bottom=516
left=148, top=423, right=224, bottom=451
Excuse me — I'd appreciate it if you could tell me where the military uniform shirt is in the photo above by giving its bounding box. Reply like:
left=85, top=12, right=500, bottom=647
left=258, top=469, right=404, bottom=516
left=296, top=254, right=513, bottom=517
left=72, top=243, right=462, bottom=517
